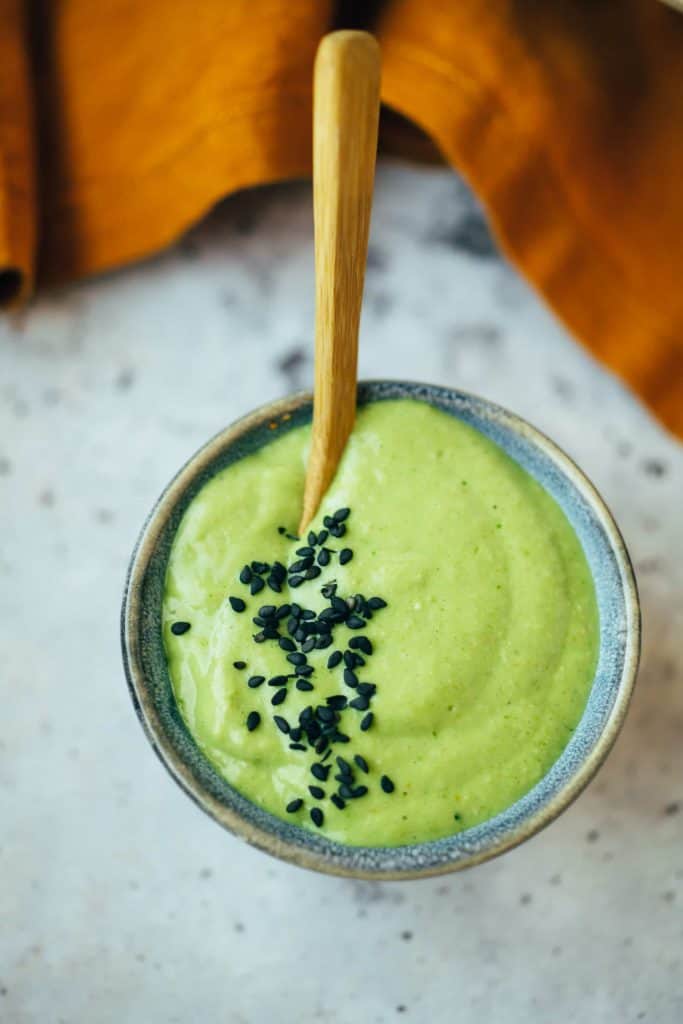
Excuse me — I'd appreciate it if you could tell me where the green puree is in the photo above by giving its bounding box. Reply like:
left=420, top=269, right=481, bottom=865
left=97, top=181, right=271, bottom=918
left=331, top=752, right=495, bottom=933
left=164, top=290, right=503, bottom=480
left=163, top=400, right=599, bottom=846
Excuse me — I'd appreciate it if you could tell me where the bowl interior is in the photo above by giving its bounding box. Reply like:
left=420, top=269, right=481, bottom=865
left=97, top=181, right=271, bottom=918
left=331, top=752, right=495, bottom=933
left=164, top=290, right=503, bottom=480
left=122, top=381, right=639, bottom=879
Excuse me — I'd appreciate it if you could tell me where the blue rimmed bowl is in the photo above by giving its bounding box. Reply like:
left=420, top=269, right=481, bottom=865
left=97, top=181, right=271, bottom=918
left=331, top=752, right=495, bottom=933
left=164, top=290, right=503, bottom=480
left=121, top=380, right=640, bottom=879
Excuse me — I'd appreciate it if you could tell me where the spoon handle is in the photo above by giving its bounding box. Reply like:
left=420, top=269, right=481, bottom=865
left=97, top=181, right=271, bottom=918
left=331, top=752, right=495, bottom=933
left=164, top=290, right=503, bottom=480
left=299, top=31, right=381, bottom=533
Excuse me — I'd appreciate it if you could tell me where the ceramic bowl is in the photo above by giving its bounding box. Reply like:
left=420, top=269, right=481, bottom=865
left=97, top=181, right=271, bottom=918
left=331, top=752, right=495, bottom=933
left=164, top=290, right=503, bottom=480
left=121, top=380, right=640, bottom=879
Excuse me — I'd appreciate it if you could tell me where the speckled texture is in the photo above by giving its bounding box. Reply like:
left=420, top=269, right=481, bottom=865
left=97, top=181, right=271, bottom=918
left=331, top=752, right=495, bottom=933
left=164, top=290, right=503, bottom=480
left=1, top=164, right=682, bottom=1020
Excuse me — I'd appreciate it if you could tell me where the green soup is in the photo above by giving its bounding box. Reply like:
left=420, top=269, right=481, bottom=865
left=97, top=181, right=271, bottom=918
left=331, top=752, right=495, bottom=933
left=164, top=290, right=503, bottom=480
left=163, top=399, right=599, bottom=846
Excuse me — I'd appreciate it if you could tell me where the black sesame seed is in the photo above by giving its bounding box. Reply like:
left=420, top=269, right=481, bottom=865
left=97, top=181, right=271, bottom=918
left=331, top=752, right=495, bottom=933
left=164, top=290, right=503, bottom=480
left=278, top=527, right=286, bottom=535
left=263, top=626, right=279, bottom=639
left=326, top=695, right=348, bottom=710
left=267, top=578, right=282, bottom=593
left=286, top=798, right=303, bottom=812
left=271, top=563, right=287, bottom=582
left=321, top=749, right=332, bottom=762
left=306, top=722, right=322, bottom=741
left=251, top=561, right=269, bottom=574
left=246, top=711, right=260, bottom=731
left=296, top=679, right=314, bottom=692
left=239, top=565, right=252, bottom=584
left=316, top=707, right=336, bottom=724
left=346, top=615, right=365, bottom=629
left=250, top=578, right=265, bottom=596
left=367, top=597, right=387, bottom=610
left=338, top=784, right=353, bottom=799
left=339, top=548, right=353, bottom=565
left=286, top=617, right=298, bottom=635
left=360, top=712, right=374, bottom=731
left=302, top=637, right=316, bottom=654
left=299, top=706, right=314, bottom=724
left=315, top=620, right=332, bottom=634
left=228, top=597, right=246, bottom=613
left=331, top=596, right=348, bottom=615
left=233, top=660, right=246, bottom=670
left=343, top=669, right=359, bottom=688
left=309, top=785, right=325, bottom=799
left=318, top=530, right=329, bottom=544
left=296, top=546, right=315, bottom=557
left=350, top=785, right=368, bottom=798
left=307, top=531, right=318, bottom=546
left=247, top=675, right=265, bottom=688
left=333, top=732, right=350, bottom=743
left=334, top=507, right=350, bottom=522
left=275, top=603, right=291, bottom=619
left=316, top=635, right=333, bottom=649
left=285, top=533, right=299, bottom=542
left=336, top=756, right=352, bottom=773
left=268, top=675, right=289, bottom=687
left=289, top=559, right=311, bottom=574
left=290, top=604, right=302, bottom=616
left=380, top=775, right=395, bottom=793
left=331, top=794, right=346, bottom=810
left=311, top=763, right=330, bottom=781
left=171, top=621, right=191, bottom=635
left=317, top=549, right=331, bottom=567
left=354, top=755, right=369, bottom=773
left=294, top=628, right=306, bottom=643
left=289, top=743, right=306, bottom=751
left=289, top=575, right=304, bottom=588
left=273, top=716, right=290, bottom=734
left=287, top=652, right=307, bottom=667
left=253, top=632, right=266, bottom=643
left=349, top=695, right=369, bottom=711
left=343, top=651, right=358, bottom=669
left=271, top=688, right=287, bottom=706
left=259, top=605, right=276, bottom=618
left=300, top=609, right=316, bottom=621
left=278, top=637, right=296, bottom=652
left=310, top=808, right=324, bottom=828
left=327, top=651, right=343, bottom=669
left=329, top=522, right=346, bottom=538
left=298, top=665, right=314, bottom=677
left=315, top=736, right=329, bottom=754
left=323, top=516, right=334, bottom=528
left=305, top=566, right=321, bottom=580
left=349, top=636, right=373, bottom=655
left=357, top=683, right=376, bottom=697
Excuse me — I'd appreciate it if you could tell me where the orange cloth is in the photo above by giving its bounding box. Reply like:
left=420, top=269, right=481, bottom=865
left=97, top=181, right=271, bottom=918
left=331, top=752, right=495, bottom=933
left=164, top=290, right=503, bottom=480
left=1, top=1, right=682, bottom=437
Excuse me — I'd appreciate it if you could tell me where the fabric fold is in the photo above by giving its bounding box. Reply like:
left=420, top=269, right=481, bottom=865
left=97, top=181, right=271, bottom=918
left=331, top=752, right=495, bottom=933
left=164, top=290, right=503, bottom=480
left=0, top=0, right=682, bottom=437
left=378, top=0, right=683, bottom=438
left=0, top=0, right=36, bottom=303
left=31, top=0, right=332, bottom=284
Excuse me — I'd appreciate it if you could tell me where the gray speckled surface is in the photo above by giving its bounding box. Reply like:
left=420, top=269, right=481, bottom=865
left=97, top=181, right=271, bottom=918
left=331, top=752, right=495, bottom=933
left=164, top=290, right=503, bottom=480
left=1, top=163, right=682, bottom=1022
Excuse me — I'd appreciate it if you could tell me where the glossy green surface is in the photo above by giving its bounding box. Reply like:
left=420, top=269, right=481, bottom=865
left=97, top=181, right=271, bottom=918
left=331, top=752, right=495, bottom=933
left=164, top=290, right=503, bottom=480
left=163, top=400, right=599, bottom=845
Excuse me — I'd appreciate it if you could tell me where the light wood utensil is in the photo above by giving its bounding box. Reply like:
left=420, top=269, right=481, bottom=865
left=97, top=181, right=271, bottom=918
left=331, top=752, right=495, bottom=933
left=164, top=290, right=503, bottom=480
left=299, top=30, right=381, bottom=534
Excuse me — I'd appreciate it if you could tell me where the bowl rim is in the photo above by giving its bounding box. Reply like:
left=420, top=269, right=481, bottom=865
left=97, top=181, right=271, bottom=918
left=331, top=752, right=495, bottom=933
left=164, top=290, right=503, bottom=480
left=121, top=380, right=640, bottom=879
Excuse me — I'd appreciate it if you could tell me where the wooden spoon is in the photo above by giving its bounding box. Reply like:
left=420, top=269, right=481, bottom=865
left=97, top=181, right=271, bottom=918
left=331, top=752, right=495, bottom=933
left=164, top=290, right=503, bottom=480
left=299, top=31, right=381, bottom=534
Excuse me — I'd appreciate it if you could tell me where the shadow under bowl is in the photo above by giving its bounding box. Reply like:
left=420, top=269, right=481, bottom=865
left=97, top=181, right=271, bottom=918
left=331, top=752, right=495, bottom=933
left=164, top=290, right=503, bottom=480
left=121, top=380, right=640, bottom=879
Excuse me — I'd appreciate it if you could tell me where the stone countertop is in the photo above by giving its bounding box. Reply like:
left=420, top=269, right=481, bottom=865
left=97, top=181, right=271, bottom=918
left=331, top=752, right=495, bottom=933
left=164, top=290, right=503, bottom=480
left=1, top=163, right=681, bottom=1024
